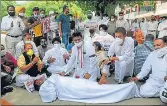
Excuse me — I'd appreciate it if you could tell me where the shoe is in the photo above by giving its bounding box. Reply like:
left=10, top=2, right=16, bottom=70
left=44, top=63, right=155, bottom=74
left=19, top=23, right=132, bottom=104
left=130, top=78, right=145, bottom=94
left=114, top=79, right=119, bottom=82
left=118, top=80, right=123, bottom=84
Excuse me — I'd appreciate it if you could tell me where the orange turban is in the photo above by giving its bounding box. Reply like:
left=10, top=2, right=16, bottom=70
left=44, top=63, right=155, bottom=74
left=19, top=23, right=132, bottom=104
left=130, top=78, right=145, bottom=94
left=15, top=6, right=25, bottom=15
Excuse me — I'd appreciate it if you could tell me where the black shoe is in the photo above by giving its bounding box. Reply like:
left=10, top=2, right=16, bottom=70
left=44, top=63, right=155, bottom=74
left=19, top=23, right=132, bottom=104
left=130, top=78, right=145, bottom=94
left=1, top=86, right=14, bottom=95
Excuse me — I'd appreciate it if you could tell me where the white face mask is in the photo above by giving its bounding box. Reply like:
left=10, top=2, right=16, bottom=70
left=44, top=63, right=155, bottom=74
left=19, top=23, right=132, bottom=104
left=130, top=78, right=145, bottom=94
left=54, top=44, right=61, bottom=49
left=25, top=40, right=32, bottom=44
left=100, top=31, right=107, bottom=36
left=19, top=13, right=25, bottom=17
left=74, top=41, right=83, bottom=47
left=1, top=50, right=6, bottom=57
left=50, top=15, right=55, bottom=21
left=119, top=16, right=123, bottom=20
left=115, top=38, right=123, bottom=45
left=111, top=19, right=114, bottom=21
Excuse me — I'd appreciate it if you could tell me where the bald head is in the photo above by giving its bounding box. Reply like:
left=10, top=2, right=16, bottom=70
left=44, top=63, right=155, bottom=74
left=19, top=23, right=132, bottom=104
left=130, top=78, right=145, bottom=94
left=154, top=38, right=166, bottom=50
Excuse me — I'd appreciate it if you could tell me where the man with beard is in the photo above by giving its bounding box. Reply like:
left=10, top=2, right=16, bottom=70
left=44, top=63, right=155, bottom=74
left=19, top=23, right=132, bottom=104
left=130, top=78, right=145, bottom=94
left=1, top=5, right=25, bottom=56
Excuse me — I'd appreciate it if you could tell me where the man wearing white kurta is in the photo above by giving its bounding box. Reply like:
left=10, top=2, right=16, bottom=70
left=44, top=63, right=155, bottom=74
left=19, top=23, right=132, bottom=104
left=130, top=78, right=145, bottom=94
left=140, top=18, right=148, bottom=37
left=1, top=5, right=25, bottom=56
left=84, top=12, right=98, bottom=38
left=147, top=15, right=158, bottom=38
left=15, top=31, right=39, bottom=59
left=43, top=37, right=69, bottom=74
left=63, top=32, right=99, bottom=81
left=39, top=74, right=140, bottom=103
left=116, top=12, right=129, bottom=31
left=100, top=27, right=134, bottom=84
left=131, top=19, right=140, bottom=32
left=130, top=39, right=167, bottom=97
left=158, top=17, right=167, bottom=38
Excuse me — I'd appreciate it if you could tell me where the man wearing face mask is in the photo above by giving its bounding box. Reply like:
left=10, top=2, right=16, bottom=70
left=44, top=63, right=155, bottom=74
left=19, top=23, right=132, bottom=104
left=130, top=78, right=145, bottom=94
left=84, top=11, right=98, bottom=38
left=61, top=32, right=99, bottom=81
left=16, top=43, right=43, bottom=87
left=158, top=16, right=167, bottom=38
left=31, top=7, right=43, bottom=47
left=42, top=37, right=69, bottom=74
left=93, top=24, right=114, bottom=52
left=1, top=5, right=25, bottom=57
left=15, top=30, right=39, bottom=59
left=37, top=38, right=53, bottom=60
left=58, top=5, right=70, bottom=48
left=39, top=9, right=50, bottom=44
left=107, top=15, right=116, bottom=36
left=130, top=38, right=167, bottom=98
left=147, top=15, right=158, bottom=38
left=48, top=11, right=59, bottom=42
left=99, top=14, right=109, bottom=25
left=100, top=27, right=134, bottom=84
left=140, top=18, right=148, bottom=37
left=131, top=19, right=140, bottom=32
left=116, top=12, right=129, bottom=31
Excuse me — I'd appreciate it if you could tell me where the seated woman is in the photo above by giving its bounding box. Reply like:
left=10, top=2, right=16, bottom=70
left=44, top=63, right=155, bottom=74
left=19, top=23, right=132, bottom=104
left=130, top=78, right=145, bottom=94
left=38, top=74, right=140, bottom=103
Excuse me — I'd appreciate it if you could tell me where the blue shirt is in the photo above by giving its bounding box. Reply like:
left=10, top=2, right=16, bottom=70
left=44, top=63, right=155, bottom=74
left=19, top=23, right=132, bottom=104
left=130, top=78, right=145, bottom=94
left=134, top=41, right=154, bottom=75
left=67, top=43, right=74, bottom=51
left=58, top=14, right=70, bottom=33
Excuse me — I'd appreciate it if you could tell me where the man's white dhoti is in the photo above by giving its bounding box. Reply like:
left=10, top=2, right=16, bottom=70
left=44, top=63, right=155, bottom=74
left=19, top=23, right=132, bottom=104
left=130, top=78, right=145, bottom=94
left=39, top=74, right=140, bottom=103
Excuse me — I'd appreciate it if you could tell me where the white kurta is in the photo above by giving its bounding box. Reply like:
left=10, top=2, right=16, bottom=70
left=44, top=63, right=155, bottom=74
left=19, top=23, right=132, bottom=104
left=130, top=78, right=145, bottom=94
left=108, top=37, right=134, bottom=82
left=158, top=20, right=167, bottom=38
left=131, top=22, right=140, bottom=31
left=116, top=20, right=129, bottom=31
left=140, top=22, right=148, bottom=37
left=39, top=74, right=140, bottom=103
left=160, top=81, right=167, bottom=103
left=65, top=41, right=99, bottom=81
left=137, top=49, right=167, bottom=97
left=92, top=33, right=115, bottom=51
left=42, top=46, right=68, bottom=74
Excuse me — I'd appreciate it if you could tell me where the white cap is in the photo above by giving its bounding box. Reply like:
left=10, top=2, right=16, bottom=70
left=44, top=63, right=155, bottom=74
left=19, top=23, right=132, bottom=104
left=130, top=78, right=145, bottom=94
left=49, top=11, right=54, bottom=15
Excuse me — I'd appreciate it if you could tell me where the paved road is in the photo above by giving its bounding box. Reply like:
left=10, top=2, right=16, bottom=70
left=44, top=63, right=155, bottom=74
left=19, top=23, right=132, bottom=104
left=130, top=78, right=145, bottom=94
left=2, top=75, right=165, bottom=105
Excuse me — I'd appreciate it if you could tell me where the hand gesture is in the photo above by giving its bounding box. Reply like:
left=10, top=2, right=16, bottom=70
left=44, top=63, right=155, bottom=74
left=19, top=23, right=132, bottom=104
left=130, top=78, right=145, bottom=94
left=63, top=53, right=69, bottom=60
left=37, top=63, right=43, bottom=72
left=32, top=57, right=39, bottom=64
left=103, top=59, right=110, bottom=65
left=98, top=77, right=107, bottom=85
left=83, top=73, right=91, bottom=79
left=11, top=21, right=14, bottom=27
left=48, top=57, right=56, bottom=63
left=129, top=77, right=139, bottom=82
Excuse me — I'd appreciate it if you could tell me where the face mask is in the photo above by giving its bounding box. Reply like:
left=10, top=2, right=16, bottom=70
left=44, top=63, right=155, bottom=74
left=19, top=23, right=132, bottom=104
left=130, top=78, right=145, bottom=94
left=87, top=15, right=92, bottom=19
left=8, top=12, right=15, bottom=16
left=66, top=11, right=69, bottom=14
left=1, top=50, right=6, bottom=57
left=115, top=38, right=123, bottom=45
left=89, top=29, right=95, bottom=34
left=119, top=16, right=123, bottom=20
left=25, top=40, right=32, bottom=44
left=40, top=14, right=45, bottom=18
left=100, top=31, right=107, bottom=36
left=34, top=14, right=39, bottom=18
left=41, top=41, right=47, bottom=47
left=54, top=44, right=61, bottom=49
left=75, top=41, right=83, bottom=47
left=26, top=49, right=34, bottom=56
left=19, top=13, right=24, bottom=17
left=111, top=19, right=114, bottom=21
left=50, top=15, right=55, bottom=21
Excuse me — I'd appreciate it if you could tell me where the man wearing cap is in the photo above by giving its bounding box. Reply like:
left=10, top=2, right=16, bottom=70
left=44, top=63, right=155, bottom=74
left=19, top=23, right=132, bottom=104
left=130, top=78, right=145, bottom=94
left=1, top=5, right=25, bottom=57
left=58, top=5, right=70, bottom=48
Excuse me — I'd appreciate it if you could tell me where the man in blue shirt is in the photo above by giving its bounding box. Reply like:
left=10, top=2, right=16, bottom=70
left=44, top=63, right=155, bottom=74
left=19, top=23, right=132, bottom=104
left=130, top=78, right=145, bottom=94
left=58, top=5, right=70, bottom=48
